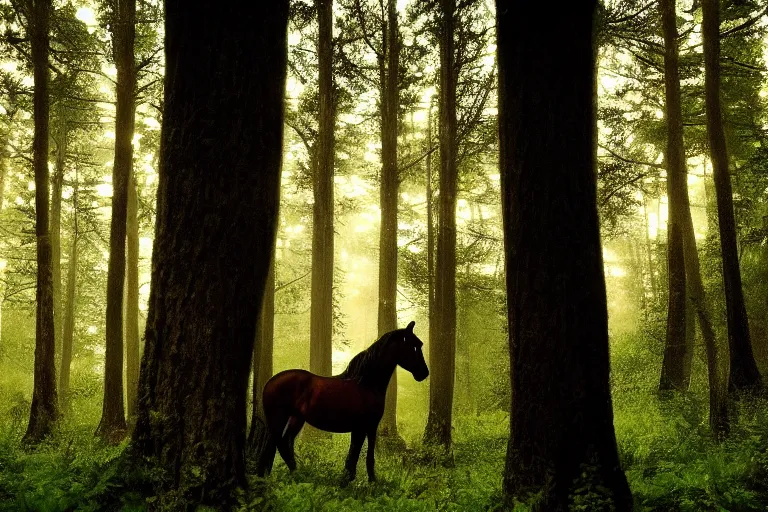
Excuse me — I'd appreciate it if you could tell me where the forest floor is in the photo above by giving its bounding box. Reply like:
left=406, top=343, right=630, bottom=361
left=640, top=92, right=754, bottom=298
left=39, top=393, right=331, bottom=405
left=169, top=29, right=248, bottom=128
left=1, top=335, right=768, bottom=511
left=0, top=400, right=766, bottom=511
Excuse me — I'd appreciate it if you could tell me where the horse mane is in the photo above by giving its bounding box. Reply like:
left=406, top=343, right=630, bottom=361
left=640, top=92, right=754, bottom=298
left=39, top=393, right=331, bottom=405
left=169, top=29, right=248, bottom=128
left=338, top=329, right=400, bottom=383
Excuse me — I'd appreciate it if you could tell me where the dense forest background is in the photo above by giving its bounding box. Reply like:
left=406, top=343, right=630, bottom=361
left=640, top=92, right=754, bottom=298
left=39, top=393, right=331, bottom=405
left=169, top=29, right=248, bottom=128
left=0, top=0, right=767, bottom=510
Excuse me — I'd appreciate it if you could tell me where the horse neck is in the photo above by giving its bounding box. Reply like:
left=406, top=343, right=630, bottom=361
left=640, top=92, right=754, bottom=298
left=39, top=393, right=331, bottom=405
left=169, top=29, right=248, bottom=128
left=360, top=359, right=397, bottom=394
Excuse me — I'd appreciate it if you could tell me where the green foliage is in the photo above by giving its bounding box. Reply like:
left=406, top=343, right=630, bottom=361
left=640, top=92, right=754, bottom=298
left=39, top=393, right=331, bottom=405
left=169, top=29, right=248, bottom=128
left=612, top=333, right=768, bottom=512
left=238, top=414, right=507, bottom=512
left=569, top=464, right=617, bottom=512
left=1, top=372, right=768, bottom=510
left=0, top=427, right=137, bottom=512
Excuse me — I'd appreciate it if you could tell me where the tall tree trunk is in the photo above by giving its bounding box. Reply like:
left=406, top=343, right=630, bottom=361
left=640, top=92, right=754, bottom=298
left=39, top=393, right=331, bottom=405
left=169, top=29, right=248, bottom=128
left=701, top=0, right=763, bottom=395
left=97, top=0, right=136, bottom=443
left=497, top=1, right=632, bottom=509
left=59, top=175, right=78, bottom=411
left=642, top=195, right=657, bottom=301
left=24, top=0, right=58, bottom=445
left=660, top=223, right=687, bottom=390
left=310, top=0, right=335, bottom=379
left=658, top=0, right=690, bottom=392
left=0, top=124, right=9, bottom=352
left=125, top=171, right=140, bottom=419
left=659, top=0, right=728, bottom=435
left=131, top=1, right=288, bottom=505
left=426, top=100, right=436, bottom=352
left=0, top=138, right=7, bottom=207
left=378, top=0, right=405, bottom=449
left=249, top=258, right=275, bottom=456
left=659, top=0, right=692, bottom=391
left=423, top=0, right=457, bottom=451
left=51, top=123, right=65, bottom=372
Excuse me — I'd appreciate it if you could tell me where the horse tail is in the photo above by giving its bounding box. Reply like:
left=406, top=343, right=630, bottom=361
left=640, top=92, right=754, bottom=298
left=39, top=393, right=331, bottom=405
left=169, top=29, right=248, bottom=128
left=256, top=428, right=277, bottom=477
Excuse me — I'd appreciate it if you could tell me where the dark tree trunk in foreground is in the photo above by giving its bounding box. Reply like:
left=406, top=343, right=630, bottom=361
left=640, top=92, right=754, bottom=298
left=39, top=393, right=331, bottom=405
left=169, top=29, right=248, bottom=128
left=497, top=2, right=632, bottom=509
left=97, top=0, right=136, bottom=443
left=377, top=0, right=405, bottom=449
left=249, top=258, right=275, bottom=455
left=59, top=176, right=79, bottom=411
left=658, top=0, right=691, bottom=392
left=125, top=171, right=140, bottom=419
left=423, top=0, right=457, bottom=451
left=659, top=0, right=729, bottom=436
left=132, top=1, right=288, bottom=505
left=702, top=0, right=763, bottom=395
left=309, top=0, right=335, bottom=379
left=24, top=0, right=59, bottom=445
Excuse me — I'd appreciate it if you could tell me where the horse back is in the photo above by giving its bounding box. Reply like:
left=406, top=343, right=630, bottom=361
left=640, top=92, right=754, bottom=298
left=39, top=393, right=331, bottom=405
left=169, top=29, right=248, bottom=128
left=262, top=370, right=384, bottom=434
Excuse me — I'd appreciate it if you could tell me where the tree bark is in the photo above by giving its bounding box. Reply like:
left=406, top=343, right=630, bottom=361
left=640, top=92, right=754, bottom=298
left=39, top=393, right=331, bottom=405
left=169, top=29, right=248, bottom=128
left=125, top=170, right=140, bottom=419
left=497, top=2, right=632, bottom=509
left=97, top=0, right=136, bottom=443
left=131, top=1, right=288, bottom=505
left=59, top=177, right=78, bottom=412
left=309, top=0, right=335, bottom=379
left=423, top=0, right=457, bottom=452
left=426, top=100, right=436, bottom=357
left=659, top=0, right=729, bottom=436
left=658, top=0, right=691, bottom=392
left=0, top=129, right=6, bottom=352
left=701, top=0, right=763, bottom=395
left=249, top=258, right=275, bottom=455
left=51, top=123, right=65, bottom=372
left=642, top=195, right=657, bottom=301
left=660, top=222, right=687, bottom=391
left=377, top=0, right=405, bottom=449
left=24, top=0, right=59, bottom=445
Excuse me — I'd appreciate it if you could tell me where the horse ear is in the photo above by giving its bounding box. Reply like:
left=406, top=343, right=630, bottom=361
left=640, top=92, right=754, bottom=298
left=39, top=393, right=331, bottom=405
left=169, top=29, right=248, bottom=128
left=406, top=321, right=415, bottom=331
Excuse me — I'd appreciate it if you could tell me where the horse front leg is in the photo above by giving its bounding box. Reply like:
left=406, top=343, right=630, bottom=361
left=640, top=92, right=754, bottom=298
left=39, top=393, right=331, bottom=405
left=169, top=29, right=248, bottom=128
left=342, top=429, right=365, bottom=486
left=366, top=424, right=379, bottom=482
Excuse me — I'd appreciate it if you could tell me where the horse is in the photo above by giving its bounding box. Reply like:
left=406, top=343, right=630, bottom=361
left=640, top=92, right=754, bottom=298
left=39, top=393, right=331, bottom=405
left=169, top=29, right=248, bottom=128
left=257, top=320, right=429, bottom=483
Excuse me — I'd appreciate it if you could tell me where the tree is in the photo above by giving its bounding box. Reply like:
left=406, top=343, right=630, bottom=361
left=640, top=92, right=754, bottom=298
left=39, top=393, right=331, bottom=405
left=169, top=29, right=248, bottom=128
left=657, top=0, right=692, bottom=392
left=59, top=170, right=79, bottom=410
left=660, top=221, right=687, bottom=391
left=701, top=0, right=763, bottom=395
left=658, top=0, right=728, bottom=436
left=249, top=258, right=275, bottom=458
left=125, top=170, right=140, bottom=419
left=50, top=121, right=65, bottom=368
left=96, top=0, right=136, bottom=443
left=131, top=0, right=288, bottom=505
left=423, top=0, right=457, bottom=451
left=336, top=0, right=430, bottom=446
left=497, top=1, right=632, bottom=508
left=376, top=0, right=404, bottom=448
left=309, top=0, right=335, bottom=380
left=24, top=0, right=59, bottom=445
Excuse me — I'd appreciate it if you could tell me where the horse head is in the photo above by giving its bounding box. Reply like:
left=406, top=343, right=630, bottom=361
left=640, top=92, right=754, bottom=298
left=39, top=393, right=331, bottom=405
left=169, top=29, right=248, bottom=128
left=393, top=321, right=429, bottom=382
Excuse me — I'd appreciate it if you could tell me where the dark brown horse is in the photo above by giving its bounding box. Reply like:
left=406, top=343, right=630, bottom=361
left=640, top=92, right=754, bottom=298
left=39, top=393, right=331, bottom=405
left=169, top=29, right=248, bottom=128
left=257, top=321, right=429, bottom=483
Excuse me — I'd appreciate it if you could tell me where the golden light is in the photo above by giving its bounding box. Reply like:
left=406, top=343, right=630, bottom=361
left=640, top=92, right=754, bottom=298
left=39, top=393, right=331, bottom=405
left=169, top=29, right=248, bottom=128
left=75, top=7, right=97, bottom=27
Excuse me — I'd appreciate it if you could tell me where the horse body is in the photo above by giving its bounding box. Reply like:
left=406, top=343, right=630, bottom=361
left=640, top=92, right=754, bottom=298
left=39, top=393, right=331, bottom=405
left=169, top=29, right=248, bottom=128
left=264, top=369, right=387, bottom=434
left=257, top=321, right=429, bottom=483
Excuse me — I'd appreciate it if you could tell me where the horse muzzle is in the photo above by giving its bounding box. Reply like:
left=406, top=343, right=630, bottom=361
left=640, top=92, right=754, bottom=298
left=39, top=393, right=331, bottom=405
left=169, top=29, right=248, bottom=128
left=414, top=369, right=429, bottom=382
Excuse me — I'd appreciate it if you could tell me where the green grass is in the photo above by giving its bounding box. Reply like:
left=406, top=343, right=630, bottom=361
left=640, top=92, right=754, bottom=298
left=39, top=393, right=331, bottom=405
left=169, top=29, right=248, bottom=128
left=1, top=401, right=766, bottom=511
left=1, top=332, right=768, bottom=511
left=239, top=413, right=508, bottom=512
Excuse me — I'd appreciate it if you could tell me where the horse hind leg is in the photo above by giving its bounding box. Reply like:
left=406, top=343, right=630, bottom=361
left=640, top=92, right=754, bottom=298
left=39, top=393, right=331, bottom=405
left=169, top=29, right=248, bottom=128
left=276, top=415, right=305, bottom=472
